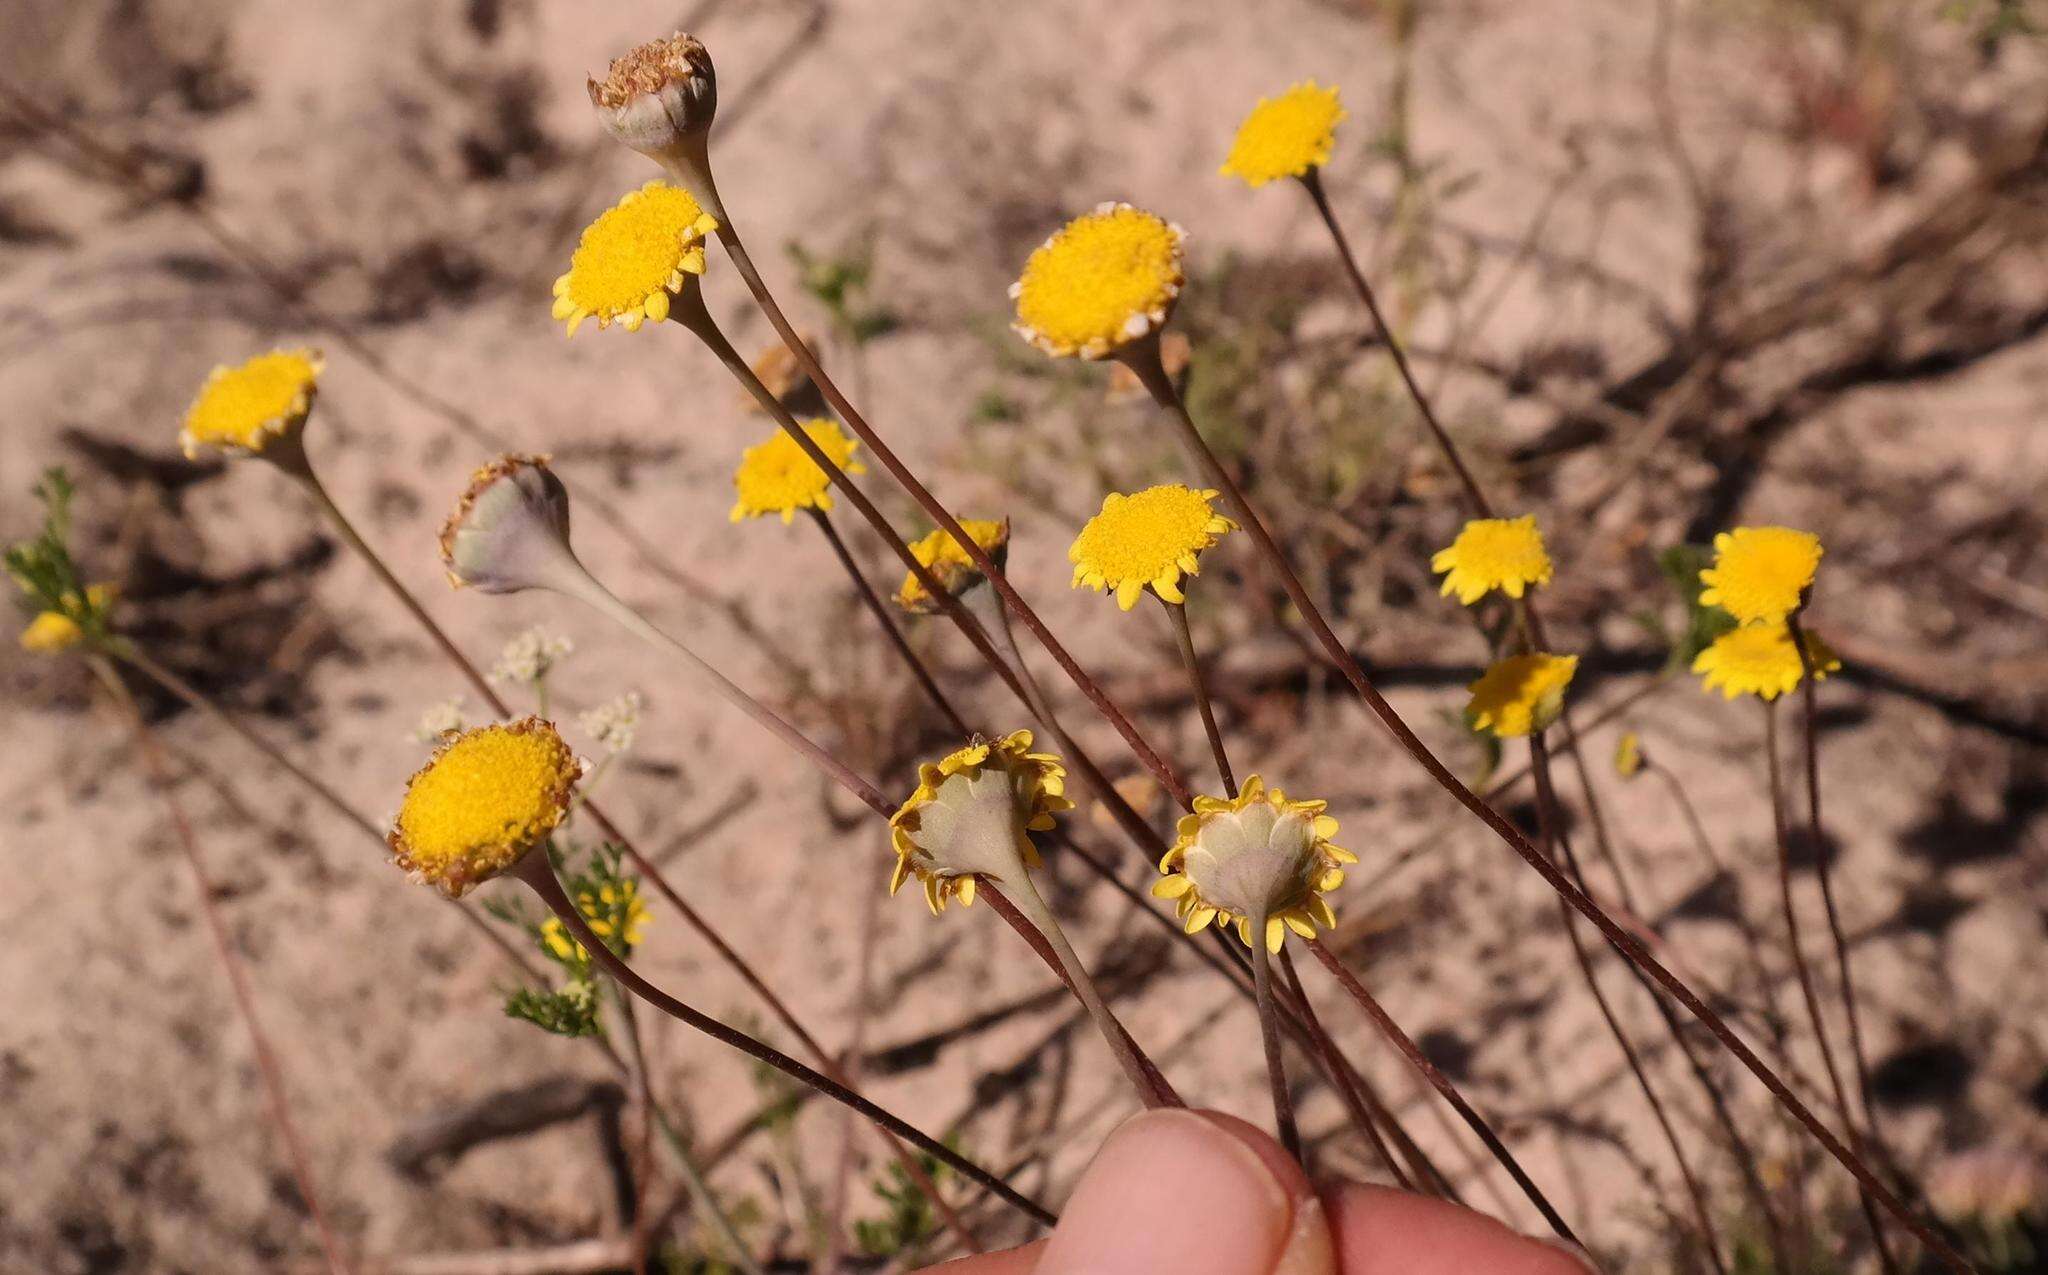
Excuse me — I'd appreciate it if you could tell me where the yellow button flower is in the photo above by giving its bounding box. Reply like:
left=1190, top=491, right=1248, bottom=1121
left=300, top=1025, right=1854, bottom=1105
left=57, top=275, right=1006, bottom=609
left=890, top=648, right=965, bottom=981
left=1011, top=202, right=1187, bottom=359
left=888, top=731, right=1074, bottom=915
left=1431, top=514, right=1553, bottom=606
left=389, top=718, right=582, bottom=897
left=1613, top=730, right=1645, bottom=779
left=1220, top=81, right=1347, bottom=188
left=1692, top=625, right=1839, bottom=701
left=1151, top=775, right=1356, bottom=953
left=1698, top=526, right=1822, bottom=626
left=1466, top=653, right=1579, bottom=738
left=179, top=349, right=322, bottom=459
left=729, top=420, right=864, bottom=524
left=895, top=518, right=1010, bottom=614
left=551, top=181, right=719, bottom=336
left=1070, top=485, right=1239, bottom=611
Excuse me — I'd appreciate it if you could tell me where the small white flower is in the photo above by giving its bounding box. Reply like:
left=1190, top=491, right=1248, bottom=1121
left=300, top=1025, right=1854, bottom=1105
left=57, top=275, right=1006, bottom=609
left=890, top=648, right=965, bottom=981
left=411, top=697, right=467, bottom=743
left=491, top=626, right=575, bottom=687
left=580, top=692, right=644, bottom=754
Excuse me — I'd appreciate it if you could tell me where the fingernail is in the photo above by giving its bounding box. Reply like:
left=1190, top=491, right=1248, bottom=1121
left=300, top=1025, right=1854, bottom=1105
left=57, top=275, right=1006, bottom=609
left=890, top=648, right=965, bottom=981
left=1036, top=1109, right=1301, bottom=1275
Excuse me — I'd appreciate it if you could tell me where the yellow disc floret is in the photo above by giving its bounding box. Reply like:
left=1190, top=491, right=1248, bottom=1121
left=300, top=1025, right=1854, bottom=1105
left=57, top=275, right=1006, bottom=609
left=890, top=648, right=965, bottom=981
left=1012, top=202, right=1187, bottom=359
left=1220, top=81, right=1347, bottom=188
left=1698, top=526, right=1822, bottom=627
left=551, top=181, right=719, bottom=336
left=896, top=518, right=1010, bottom=613
left=390, top=718, right=581, bottom=896
left=729, top=420, right=865, bottom=524
left=1466, top=653, right=1579, bottom=738
left=180, top=349, right=322, bottom=459
left=888, top=730, right=1074, bottom=915
left=1431, top=514, right=1553, bottom=606
left=541, top=878, right=650, bottom=963
left=1070, top=484, right=1238, bottom=610
left=1692, top=625, right=1839, bottom=701
left=1152, top=775, right=1357, bottom=953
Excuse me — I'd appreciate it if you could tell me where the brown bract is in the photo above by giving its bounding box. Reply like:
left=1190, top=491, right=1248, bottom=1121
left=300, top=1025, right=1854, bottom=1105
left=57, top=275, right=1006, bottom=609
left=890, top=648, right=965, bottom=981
left=589, top=33, right=711, bottom=110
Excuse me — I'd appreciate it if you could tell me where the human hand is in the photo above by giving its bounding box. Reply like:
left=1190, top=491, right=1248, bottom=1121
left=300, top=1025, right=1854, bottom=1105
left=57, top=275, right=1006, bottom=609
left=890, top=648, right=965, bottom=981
left=922, top=1109, right=1595, bottom=1275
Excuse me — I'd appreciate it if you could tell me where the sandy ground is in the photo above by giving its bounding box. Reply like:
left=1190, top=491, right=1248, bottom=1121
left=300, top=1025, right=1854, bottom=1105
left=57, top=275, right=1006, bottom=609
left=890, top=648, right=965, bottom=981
left=3, top=0, right=2046, bottom=1270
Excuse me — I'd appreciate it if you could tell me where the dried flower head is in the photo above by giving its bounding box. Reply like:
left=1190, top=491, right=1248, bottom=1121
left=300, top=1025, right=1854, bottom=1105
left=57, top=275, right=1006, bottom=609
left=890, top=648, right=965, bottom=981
left=729, top=420, right=865, bottom=524
left=179, top=349, right=322, bottom=460
left=888, top=731, right=1074, bottom=915
left=588, top=33, right=717, bottom=173
left=579, top=692, right=644, bottom=753
left=1698, top=526, right=1822, bottom=626
left=741, top=336, right=824, bottom=416
left=895, top=518, right=1010, bottom=614
left=1070, top=484, right=1238, bottom=610
left=1152, top=775, right=1356, bottom=952
left=1692, top=624, right=1839, bottom=701
left=1011, top=202, right=1187, bottom=359
left=1431, top=514, right=1553, bottom=606
left=1220, top=82, right=1347, bottom=187
left=541, top=878, right=651, bottom=963
left=389, top=718, right=581, bottom=896
left=551, top=181, right=719, bottom=336
left=1466, top=653, right=1579, bottom=738
left=440, top=454, right=578, bottom=594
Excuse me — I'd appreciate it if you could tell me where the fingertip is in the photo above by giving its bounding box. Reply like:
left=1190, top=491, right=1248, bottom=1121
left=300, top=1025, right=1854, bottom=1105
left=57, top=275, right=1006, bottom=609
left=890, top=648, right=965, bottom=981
left=1324, top=1184, right=1599, bottom=1275
left=922, top=1238, right=1045, bottom=1274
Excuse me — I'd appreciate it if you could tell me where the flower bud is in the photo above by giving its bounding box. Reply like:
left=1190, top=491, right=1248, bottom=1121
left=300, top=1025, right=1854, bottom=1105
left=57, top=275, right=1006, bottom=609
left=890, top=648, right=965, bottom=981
left=438, top=454, right=581, bottom=594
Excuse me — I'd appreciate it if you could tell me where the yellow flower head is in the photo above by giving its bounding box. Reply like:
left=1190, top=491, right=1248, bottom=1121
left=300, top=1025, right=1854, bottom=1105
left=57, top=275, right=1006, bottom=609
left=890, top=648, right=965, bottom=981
left=551, top=181, right=719, bottom=336
left=888, top=730, right=1074, bottom=915
left=729, top=420, right=864, bottom=524
left=1220, top=81, right=1347, bottom=187
left=179, top=349, right=322, bottom=459
left=1698, top=526, right=1822, bottom=626
left=389, top=718, right=581, bottom=897
left=20, top=610, right=81, bottom=652
left=1431, top=514, right=1553, bottom=606
left=1070, top=485, right=1239, bottom=610
left=1011, top=202, right=1187, bottom=359
left=1614, top=730, right=1645, bottom=779
left=541, top=878, right=651, bottom=963
left=1466, top=653, right=1579, bottom=738
left=896, top=518, right=1010, bottom=614
left=1152, top=775, right=1357, bottom=952
left=1692, top=625, right=1839, bottom=701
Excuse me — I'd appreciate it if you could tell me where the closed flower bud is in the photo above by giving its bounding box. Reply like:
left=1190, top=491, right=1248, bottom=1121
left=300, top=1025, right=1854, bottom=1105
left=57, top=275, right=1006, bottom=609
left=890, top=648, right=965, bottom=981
left=439, top=454, right=580, bottom=594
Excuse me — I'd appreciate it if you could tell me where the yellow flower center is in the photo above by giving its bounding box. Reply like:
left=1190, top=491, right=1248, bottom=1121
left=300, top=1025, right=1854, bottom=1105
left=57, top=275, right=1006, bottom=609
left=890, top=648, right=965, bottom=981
left=180, top=350, right=322, bottom=456
left=1070, top=484, right=1238, bottom=610
left=551, top=182, right=719, bottom=335
left=1220, top=82, right=1347, bottom=187
left=1698, top=526, right=1822, bottom=626
left=1012, top=204, right=1185, bottom=359
left=1431, top=514, right=1553, bottom=606
left=1466, top=653, right=1579, bottom=738
left=730, top=420, right=865, bottom=524
left=392, top=720, right=580, bottom=896
left=1692, top=625, right=1838, bottom=701
left=896, top=518, right=1009, bottom=612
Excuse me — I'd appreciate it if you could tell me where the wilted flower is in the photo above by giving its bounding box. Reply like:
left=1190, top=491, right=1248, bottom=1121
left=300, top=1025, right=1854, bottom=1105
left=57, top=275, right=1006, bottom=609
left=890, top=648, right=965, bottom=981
left=741, top=336, right=825, bottom=416
left=440, top=454, right=580, bottom=594
left=1466, top=653, right=1579, bottom=738
left=729, top=420, right=864, bottom=524
left=491, top=627, right=575, bottom=687
left=388, top=718, right=582, bottom=897
left=1220, top=82, right=1346, bottom=187
left=888, top=731, right=1073, bottom=915
left=1431, top=515, right=1553, bottom=606
left=1069, top=484, right=1238, bottom=611
left=1692, top=625, right=1839, bottom=701
left=1698, top=526, right=1823, bottom=627
left=1011, top=203, right=1187, bottom=359
left=179, top=349, right=322, bottom=460
left=1151, top=775, right=1356, bottom=952
left=552, top=181, right=719, bottom=336
left=587, top=33, right=718, bottom=181
left=579, top=692, right=644, bottom=753
left=895, top=518, right=1010, bottom=614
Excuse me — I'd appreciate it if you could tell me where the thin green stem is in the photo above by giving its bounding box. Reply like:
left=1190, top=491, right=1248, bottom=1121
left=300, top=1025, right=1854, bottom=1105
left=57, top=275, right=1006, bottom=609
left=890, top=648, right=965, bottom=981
left=1164, top=598, right=1236, bottom=798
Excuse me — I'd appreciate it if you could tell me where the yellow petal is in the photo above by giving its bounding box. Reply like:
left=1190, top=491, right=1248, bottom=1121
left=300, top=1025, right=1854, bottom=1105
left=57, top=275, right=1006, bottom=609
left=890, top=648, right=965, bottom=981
left=1151, top=875, right=1194, bottom=898
left=1185, top=906, right=1217, bottom=934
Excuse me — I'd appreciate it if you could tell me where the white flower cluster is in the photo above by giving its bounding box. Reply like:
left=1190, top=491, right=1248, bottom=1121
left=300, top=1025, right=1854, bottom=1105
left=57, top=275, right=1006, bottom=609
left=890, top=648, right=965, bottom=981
left=410, top=697, right=466, bottom=743
left=490, top=626, right=575, bottom=686
left=579, top=692, right=644, bottom=754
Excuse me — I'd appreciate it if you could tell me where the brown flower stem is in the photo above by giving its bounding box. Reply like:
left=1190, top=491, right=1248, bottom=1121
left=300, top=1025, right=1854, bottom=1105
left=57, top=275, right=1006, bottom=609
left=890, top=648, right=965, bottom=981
left=1248, top=922, right=1302, bottom=1162
left=1786, top=612, right=1882, bottom=1137
left=1119, top=343, right=1966, bottom=1272
left=1531, top=734, right=1725, bottom=1275
left=1765, top=702, right=1904, bottom=1273
left=1304, top=937, right=1580, bottom=1244
left=104, top=640, right=548, bottom=985
left=806, top=509, right=971, bottom=735
left=705, top=231, right=1195, bottom=810
left=511, top=854, right=1056, bottom=1227
left=1163, top=598, right=1237, bottom=798
left=980, top=884, right=1180, bottom=1109
left=611, top=995, right=658, bottom=1275
left=88, top=657, right=352, bottom=1275
left=1276, top=949, right=1415, bottom=1191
